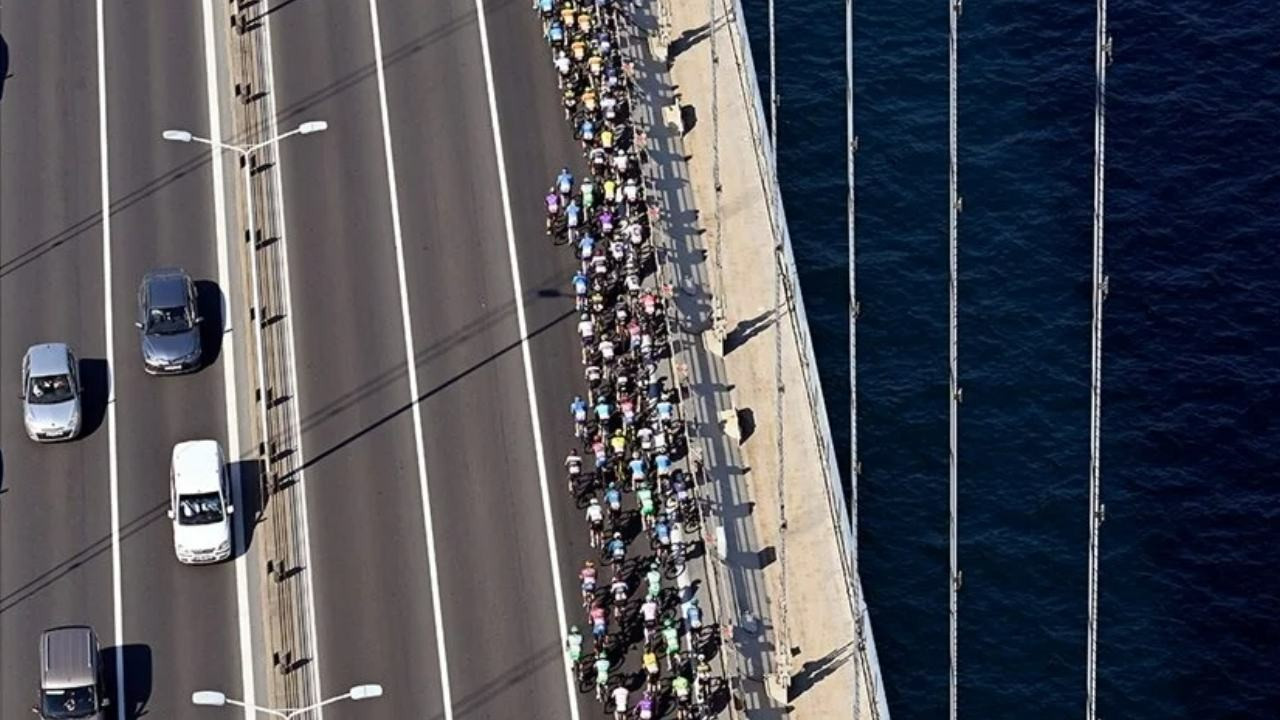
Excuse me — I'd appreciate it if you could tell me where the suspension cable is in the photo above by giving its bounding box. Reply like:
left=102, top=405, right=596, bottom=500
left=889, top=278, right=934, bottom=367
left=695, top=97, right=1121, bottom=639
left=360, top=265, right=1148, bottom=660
left=847, top=0, right=863, bottom=716
left=947, top=2, right=962, bottom=719
left=1086, top=0, right=1110, bottom=716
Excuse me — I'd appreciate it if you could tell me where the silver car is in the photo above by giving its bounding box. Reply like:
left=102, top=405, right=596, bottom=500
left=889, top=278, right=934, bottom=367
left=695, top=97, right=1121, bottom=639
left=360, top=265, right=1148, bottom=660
left=136, top=267, right=203, bottom=374
left=21, top=343, right=82, bottom=442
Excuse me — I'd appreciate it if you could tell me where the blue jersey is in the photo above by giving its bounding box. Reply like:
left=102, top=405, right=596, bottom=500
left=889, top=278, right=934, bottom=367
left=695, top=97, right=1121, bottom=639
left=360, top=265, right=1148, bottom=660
left=655, top=455, right=671, bottom=473
left=557, top=171, right=573, bottom=192
left=538, top=0, right=554, bottom=11
left=606, top=487, right=622, bottom=507
left=629, top=459, right=646, bottom=478
left=548, top=23, right=565, bottom=42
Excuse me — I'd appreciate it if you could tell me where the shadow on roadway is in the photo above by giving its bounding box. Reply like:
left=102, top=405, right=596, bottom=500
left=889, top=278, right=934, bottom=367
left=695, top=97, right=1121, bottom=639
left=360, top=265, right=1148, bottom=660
left=423, top=640, right=561, bottom=720
left=0, top=152, right=214, bottom=280
left=283, top=307, right=573, bottom=482
left=229, top=459, right=263, bottom=558
left=0, top=501, right=168, bottom=615
left=195, top=279, right=225, bottom=369
left=294, top=262, right=563, bottom=436
left=78, top=358, right=109, bottom=439
left=266, top=0, right=513, bottom=125
left=102, top=643, right=152, bottom=719
left=0, top=33, right=9, bottom=102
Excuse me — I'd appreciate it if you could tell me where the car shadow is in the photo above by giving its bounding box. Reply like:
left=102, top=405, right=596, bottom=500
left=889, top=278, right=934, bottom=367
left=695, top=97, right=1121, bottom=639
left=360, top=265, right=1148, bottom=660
left=101, top=643, right=152, bottom=719
left=195, top=280, right=224, bottom=369
left=0, top=33, right=10, bottom=103
left=229, top=459, right=263, bottom=559
left=78, top=358, right=109, bottom=438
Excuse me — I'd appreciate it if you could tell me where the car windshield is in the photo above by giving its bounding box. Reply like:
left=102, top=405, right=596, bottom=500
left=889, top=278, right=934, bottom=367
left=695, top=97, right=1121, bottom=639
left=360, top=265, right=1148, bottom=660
left=147, top=305, right=191, bottom=334
left=178, top=492, right=224, bottom=525
left=28, top=374, right=74, bottom=404
left=41, top=686, right=97, bottom=719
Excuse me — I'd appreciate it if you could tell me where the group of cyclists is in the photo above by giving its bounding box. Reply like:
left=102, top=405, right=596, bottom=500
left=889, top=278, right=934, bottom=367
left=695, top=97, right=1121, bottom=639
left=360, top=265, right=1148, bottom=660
left=535, top=1, right=722, bottom=718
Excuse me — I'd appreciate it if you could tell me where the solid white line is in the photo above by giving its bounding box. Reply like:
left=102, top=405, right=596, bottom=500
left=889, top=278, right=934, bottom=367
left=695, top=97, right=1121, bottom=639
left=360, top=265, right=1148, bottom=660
left=93, top=3, right=126, bottom=719
left=366, top=2, right=455, bottom=717
left=200, top=0, right=256, bottom=716
left=258, top=8, right=326, bottom=712
left=471, top=1, right=580, bottom=717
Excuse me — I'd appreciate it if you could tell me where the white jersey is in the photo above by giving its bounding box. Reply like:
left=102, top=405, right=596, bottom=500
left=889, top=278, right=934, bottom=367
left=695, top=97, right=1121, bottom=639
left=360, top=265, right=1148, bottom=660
left=600, top=340, right=615, bottom=360
left=586, top=504, right=604, bottom=523
left=612, top=687, right=629, bottom=712
left=642, top=600, right=659, bottom=622
left=578, top=319, right=594, bottom=340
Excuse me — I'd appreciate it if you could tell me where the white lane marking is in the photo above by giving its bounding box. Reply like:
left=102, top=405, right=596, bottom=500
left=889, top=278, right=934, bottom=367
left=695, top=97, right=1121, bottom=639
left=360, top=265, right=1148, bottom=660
left=366, top=2, right=455, bottom=716
left=200, top=0, right=256, bottom=716
left=94, top=2, right=126, bottom=718
left=472, top=1, right=581, bottom=717
left=259, top=6, right=325, bottom=711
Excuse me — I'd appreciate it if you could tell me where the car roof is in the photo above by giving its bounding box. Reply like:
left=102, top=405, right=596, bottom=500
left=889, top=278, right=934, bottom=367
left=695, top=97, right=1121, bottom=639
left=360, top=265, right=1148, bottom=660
left=40, top=626, right=98, bottom=690
left=25, top=343, right=73, bottom=377
left=143, top=268, right=191, bottom=308
left=171, top=440, right=224, bottom=494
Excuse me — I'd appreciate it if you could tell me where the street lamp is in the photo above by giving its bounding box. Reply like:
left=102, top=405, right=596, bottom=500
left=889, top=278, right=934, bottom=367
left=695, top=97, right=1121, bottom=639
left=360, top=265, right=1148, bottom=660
left=191, top=684, right=383, bottom=718
left=162, top=120, right=326, bottom=479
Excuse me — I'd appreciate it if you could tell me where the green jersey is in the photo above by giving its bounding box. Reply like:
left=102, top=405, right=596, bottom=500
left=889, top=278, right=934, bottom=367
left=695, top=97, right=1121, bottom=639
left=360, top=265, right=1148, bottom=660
left=638, top=487, right=655, bottom=514
left=673, top=675, right=691, bottom=696
left=662, top=627, right=680, bottom=655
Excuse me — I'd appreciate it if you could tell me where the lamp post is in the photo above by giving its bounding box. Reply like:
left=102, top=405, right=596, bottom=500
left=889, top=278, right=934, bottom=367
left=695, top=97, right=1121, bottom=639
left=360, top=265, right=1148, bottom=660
left=162, top=121, right=326, bottom=483
left=191, top=684, right=383, bottom=718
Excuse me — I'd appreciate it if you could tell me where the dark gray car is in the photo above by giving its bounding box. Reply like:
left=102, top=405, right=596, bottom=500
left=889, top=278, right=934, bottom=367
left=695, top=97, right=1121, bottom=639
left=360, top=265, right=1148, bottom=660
left=136, top=268, right=202, bottom=374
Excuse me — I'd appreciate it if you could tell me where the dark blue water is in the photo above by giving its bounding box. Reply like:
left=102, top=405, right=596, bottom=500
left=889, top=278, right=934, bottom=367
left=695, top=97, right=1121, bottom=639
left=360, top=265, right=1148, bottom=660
left=737, top=0, right=1280, bottom=717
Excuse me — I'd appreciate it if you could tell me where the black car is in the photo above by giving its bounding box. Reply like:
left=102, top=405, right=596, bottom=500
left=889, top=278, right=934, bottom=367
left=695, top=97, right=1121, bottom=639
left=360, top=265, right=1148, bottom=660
left=136, top=268, right=202, bottom=374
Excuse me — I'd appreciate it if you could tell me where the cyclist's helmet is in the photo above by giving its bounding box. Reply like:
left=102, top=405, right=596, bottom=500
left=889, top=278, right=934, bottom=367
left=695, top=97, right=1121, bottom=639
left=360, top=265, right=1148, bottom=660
left=590, top=497, right=599, bottom=505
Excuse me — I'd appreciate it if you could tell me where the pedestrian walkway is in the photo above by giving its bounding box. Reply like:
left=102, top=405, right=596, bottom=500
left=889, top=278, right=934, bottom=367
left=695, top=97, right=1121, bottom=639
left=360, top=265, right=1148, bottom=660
left=624, top=0, right=891, bottom=716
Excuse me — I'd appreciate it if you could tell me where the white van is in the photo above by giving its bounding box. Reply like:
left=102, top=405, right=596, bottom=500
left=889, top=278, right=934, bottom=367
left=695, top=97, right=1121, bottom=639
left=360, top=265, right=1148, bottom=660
left=168, top=440, right=233, bottom=564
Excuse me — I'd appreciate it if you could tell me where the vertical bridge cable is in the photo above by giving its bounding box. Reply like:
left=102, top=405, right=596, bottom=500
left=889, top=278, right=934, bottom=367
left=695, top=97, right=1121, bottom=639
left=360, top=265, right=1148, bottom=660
left=1086, top=0, right=1110, bottom=717
left=947, top=2, right=962, bottom=720
left=846, top=0, right=863, bottom=716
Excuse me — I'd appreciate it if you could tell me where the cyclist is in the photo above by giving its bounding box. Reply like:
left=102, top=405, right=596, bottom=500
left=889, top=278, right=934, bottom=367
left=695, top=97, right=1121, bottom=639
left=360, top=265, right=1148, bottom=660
left=580, top=560, right=598, bottom=607
left=655, top=393, right=675, bottom=428
left=636, top=690, right=656, bottom=720
left=577, top=313, right=595, bottom=344
left=599, top=336, right=616, bottom=361
left=605, top=531, right=626, bottom=570
left=619, top=396, right=636, bottom=429
left=573, top=270, right=589, bottom=309
left=610, top=573, right=628, bottom=618
left=590, top=601, right=608, bottom=643
left=609, top=428, right=627, bottom=459
left=594, top=653, right=611, bottom=702
left=589, top=145, right=607, bottom=172
left=640, top=596, right=659, bottom=644
left=672, top=674, right=692, bottom=711
left=553, top=48, right=571, bottom=76
left=558, top=2, right=576, bottom=27
left=565, top=447, right=583, bottom=493
left=642, top=647, right=660, bottom=689
left=598, top=207, right=615, bottom=234
left=585, top=362, right=604, bottom=388
left=627, top=452, right=646, bottom=489
left=611, top=684, right=629, bottom=720
left=570, top=395, right=588, bottom=434
left=654, top=453, right=672, bottom=486
left=645, top=561, right=662, bottom=601
left=570, top=37, right=588, bottom=62
left=683, top=598, right=704, bottom=639
left=587, top=52, right=604, bottom=78
left=566, top=197, right=582, bottom=229
left=565, top=625, right=584, bottom=669
left=581, top=177, right=596, bottom=208
left=556, top=167, right=574, bottom=197
left=594, top=396, right=613, bottom=425
left=604, top=482, right=623, bottom=527
left=652, top=513, right=672, bottom=558
left=637, top=424, right=654, bottom=453
left=599, top=126, right=615, bottom=150
left=592, top=439, right=609, bottom=472
left=579, top=117, right=596, bottom=144
left=694, top=653, right=714, bottom=702
left=578, top=230, right=595, bottom=260
left=661, top=618, right=682, bottom=671
left=637, top=481, right=656, bottom=530
left=586, top=497, right=605, bottom=548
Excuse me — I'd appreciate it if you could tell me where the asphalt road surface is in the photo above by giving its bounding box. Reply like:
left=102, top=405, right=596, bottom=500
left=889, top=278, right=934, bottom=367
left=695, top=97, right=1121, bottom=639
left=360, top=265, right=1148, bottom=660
left=266, top=0, right=593, bottom=718
left=2, top=2, right=248, bottom=717
left=4, top=1, right=674, bottom=718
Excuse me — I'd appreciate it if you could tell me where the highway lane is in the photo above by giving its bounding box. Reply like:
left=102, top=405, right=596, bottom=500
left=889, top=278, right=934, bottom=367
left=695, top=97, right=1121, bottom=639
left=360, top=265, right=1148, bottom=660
left=101, top=1, right=244, bottom=715
left=0, top=3, right=116, bottom=716
left=375, top=0, right=578, bottom=717
left=264, top=3, right=446, bottom=717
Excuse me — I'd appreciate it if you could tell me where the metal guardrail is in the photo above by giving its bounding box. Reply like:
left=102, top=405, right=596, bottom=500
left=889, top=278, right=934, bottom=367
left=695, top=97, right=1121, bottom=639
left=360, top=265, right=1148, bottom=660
left=226, top=0, right=317, bottom=712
